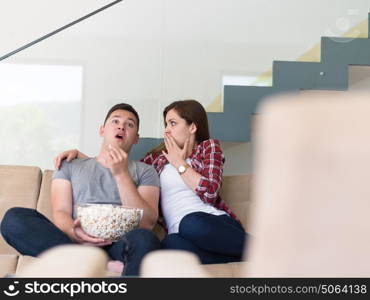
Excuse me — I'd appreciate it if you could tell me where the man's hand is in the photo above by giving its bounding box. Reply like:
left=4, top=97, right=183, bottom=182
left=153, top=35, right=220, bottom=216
left=72, top=219, right=112, bottom=247
left=100, top=145, right=129, bottom=177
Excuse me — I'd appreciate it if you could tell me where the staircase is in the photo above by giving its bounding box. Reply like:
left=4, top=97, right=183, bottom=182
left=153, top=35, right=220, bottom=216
left=132, top=13, right=370, bottom=159
left=208, top=12, right=370, bottom=142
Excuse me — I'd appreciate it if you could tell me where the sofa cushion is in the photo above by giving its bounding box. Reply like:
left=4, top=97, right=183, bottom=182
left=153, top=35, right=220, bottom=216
left=15, top=255, right=37, bottom=275
left=36, top=170, right=54, bottom=220
left=203, top=262, right=249, bottom=277
left=0, top=254, right=18, bottom=277
left=220, top=175, right=252, bottom=231
left=0, top=165, right=42, bottom=255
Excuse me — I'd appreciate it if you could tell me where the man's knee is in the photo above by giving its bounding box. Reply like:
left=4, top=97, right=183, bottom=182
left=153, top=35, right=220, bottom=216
left=125, top=228, right=160, bottom=249
left=161, top=234, right=183, bottom=249
left=0, top=207, right=32, bottom=238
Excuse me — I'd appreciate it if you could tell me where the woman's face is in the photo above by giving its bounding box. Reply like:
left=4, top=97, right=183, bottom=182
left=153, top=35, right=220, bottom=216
left=164, top=108, right=196, bottom=147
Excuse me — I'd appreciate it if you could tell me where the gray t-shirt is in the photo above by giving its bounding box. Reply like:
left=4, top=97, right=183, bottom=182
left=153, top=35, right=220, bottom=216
left=53, top=158, right=159, bottom=218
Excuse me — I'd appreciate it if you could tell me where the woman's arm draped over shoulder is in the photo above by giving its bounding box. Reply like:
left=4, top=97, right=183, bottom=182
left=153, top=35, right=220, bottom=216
left=54, top=149, right=89, bottom=169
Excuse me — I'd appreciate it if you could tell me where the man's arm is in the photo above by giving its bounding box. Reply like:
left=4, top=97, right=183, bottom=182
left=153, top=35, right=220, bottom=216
left=115, top=174, right=159, bottom=230
left=51, top=179, right=76, bottom=240
left=51, top=178, right=112, bottom=245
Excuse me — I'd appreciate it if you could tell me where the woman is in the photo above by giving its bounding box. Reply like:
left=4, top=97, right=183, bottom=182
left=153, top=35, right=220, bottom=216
left=55, top=99, right=247, bottom=264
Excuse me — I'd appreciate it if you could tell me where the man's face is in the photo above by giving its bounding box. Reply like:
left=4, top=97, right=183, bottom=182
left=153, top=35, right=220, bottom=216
left=99, top=109, right=139, bottom=152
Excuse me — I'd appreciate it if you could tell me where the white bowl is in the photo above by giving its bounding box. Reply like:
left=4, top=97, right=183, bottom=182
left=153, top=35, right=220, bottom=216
left=76, top=203, right=143, bottom=241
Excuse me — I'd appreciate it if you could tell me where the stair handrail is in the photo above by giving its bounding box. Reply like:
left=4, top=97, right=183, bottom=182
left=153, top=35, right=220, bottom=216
left=0, top=0, right=123, bottom=62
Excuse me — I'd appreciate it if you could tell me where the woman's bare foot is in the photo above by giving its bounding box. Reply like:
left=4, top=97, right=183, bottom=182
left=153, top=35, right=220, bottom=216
left=107, top=260, right=124, bottom=274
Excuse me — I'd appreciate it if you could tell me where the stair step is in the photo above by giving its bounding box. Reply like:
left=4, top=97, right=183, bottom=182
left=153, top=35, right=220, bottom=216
left=207, top=86, right=294, bottom=141
left=273, top=60, right=348, bottom=90
left=321, top=36, right=370, bottom=65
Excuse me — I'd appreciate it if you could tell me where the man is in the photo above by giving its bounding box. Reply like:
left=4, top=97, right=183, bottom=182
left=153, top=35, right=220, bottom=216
left=1, top=103, right=160, bottom=276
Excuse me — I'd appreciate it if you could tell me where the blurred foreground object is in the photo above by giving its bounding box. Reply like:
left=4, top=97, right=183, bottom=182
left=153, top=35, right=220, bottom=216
left=141, top=250, right=209, bottom=277
left=16, top=245, right=108, bottom=277
left=247, top=91, right=370, bottom=277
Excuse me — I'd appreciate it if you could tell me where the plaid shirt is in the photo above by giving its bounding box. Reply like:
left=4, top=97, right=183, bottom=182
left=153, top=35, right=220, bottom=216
left=141, top=139, right=239, bottom=224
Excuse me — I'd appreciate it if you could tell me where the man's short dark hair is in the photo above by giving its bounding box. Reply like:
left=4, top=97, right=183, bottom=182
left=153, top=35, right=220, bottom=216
left=104, top=103, right=140, bottom=130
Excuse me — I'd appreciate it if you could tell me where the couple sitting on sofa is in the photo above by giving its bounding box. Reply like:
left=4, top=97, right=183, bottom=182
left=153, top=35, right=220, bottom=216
left=0, top=99, right=248, bottom=277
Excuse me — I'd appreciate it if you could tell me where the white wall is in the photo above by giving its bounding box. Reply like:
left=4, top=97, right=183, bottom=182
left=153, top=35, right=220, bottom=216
left=0, top=0, right=369, bottom=170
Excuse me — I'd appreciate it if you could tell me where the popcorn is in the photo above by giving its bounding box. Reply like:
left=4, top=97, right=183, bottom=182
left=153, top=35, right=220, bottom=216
left=77, top=204, right=143, bottom=241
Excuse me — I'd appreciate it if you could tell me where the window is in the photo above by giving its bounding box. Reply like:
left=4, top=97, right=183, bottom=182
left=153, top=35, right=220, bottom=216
left=0, top=62, right=83, bottom=170
left=222, top=74, right=271, bottom=87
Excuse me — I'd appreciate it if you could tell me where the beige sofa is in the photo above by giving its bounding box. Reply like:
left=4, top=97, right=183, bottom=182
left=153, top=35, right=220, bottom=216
left=0, top=164, right=252, bottom=277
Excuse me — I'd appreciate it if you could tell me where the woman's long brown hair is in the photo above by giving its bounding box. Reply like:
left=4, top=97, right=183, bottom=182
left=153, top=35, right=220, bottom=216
left=147, top=99, right=210, bottom=156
